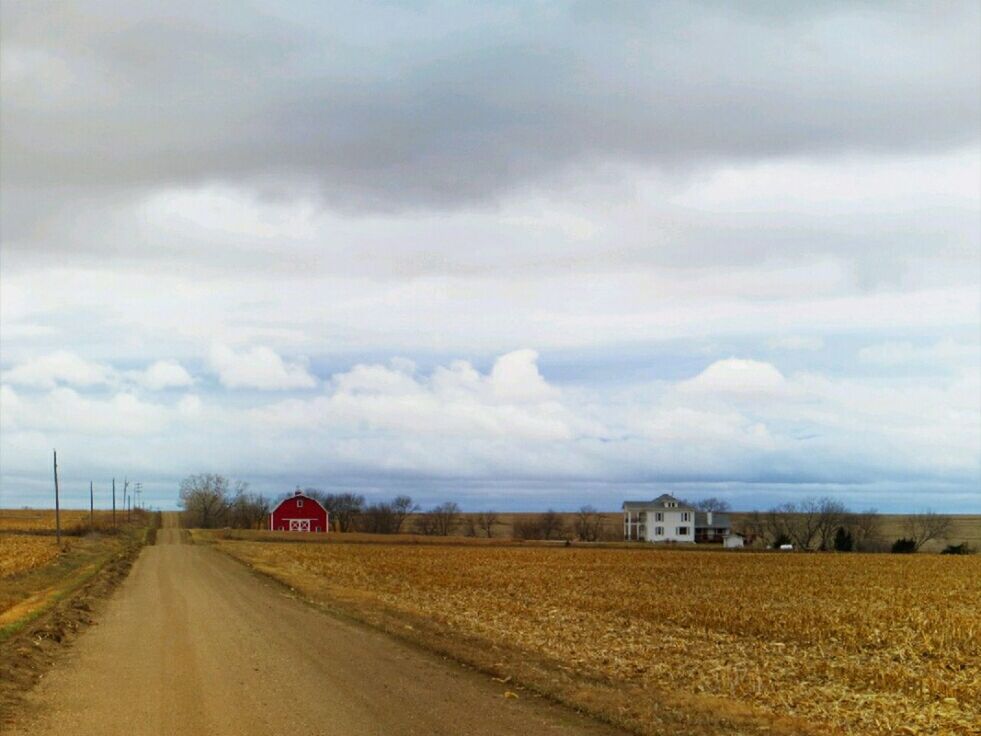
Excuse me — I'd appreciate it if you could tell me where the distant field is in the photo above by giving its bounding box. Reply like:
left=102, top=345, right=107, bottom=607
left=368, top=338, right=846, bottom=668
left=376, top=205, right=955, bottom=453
left=408, top=512, right=981, bottom=551
left=212, top=538, right=980, bottom=736
left=0, top=509, right=122, bottom=535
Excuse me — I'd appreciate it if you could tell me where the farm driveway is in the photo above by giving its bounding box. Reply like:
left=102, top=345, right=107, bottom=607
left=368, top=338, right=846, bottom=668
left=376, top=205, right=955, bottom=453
left=5, top=513, right=625, bottom=736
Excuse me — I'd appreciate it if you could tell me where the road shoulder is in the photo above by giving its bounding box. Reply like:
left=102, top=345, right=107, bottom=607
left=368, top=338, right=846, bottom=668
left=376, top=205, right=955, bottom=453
left=0, top=529, right=149, bottom=727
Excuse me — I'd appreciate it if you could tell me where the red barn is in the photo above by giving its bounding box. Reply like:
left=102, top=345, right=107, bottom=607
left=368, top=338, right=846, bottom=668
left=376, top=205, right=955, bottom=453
left=269, top=491, right=329, bottom=532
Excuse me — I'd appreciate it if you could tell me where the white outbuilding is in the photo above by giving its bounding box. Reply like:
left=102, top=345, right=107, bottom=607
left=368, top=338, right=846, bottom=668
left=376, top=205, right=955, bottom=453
left=724, top=533, right=746, bottom=549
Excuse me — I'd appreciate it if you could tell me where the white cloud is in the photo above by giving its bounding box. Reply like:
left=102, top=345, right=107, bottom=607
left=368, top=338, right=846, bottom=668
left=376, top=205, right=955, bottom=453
left=209, top=345, right=316, bottom=390
left=130, top=360, right=194, bottom=390
left=259, top=350, right=586, bottom=442
left=639, top=407, right=775, bottom=450
left=858, top=339, right=980, bottom=367
left=858, top=341, right=918, bottom=366
left=177, top=394, right=203, bottom=416
left=678, top=358, right=788, bottom=396
left=489, top=349, right=559, bottom=403
left=672, top=150, right=981, bottom=216
left=2, top=352, right=198, bottom=393
left=2, top=350, right=112, bottom=389
left=1, top=347, right=978, bottom=510
left=768, top=335, right=824, bottom=352
left=0, top=385, right=171, bottom=435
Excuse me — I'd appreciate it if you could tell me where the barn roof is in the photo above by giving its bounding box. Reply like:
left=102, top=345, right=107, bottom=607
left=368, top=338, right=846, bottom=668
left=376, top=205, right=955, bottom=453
left=269, top=491, right=328, bottom=515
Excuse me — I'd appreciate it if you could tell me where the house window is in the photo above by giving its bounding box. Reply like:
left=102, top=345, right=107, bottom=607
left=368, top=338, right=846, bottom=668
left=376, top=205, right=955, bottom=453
left=655, top=512, right=663, bottom=522
left=655, top=526, right=664, bottom=536
left=297, top=499, right=304, bottom=508
left=678, top=526, right=689, bottom=535
left=681, top=512, right=689, bottom=522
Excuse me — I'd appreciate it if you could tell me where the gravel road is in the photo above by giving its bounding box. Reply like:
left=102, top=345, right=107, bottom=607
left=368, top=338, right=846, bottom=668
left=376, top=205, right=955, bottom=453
left=5, top=513, right=625, bottom=736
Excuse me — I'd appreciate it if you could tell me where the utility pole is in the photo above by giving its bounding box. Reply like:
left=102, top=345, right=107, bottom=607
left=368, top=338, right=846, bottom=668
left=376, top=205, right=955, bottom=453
left=89, top=480, right=94, bottom=530
left=112, top=477, right=117, bottom=528
left=124, top=478, right=130, bottom=523
left=53, top=450, right=61, bottom=546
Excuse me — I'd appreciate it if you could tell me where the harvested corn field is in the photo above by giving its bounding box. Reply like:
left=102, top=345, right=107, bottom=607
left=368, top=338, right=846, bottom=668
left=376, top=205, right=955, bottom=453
left=0, top=509, right=119, bottom=534
left=0, top=536, right=61, bottom=578
left=218, top=541, right=981, bottom=736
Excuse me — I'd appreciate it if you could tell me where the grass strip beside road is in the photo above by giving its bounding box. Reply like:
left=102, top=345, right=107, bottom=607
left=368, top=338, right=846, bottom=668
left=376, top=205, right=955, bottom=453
left=0, top=526, right=153, bottom=642
left=0, top=525, right=154, bottom=727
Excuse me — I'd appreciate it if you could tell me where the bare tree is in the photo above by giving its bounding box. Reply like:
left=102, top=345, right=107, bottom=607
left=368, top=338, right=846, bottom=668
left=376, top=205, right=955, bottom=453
left=575, top=505, right=603, bottom=542
left=317, top=492, right=365, bottom=532
left=763, top=504, right=795, bottom=547
left=413, top=512, right=438, bottom=535
left=360, top=502, right=397, bottom=533
left=461, top=513, right=496, bottom=537
left=512, top=516, right=541, bottom=540
left=693, top=497, right=732, bottom=512
left=850, top=508, right=882, bottom=551
left=475, top=511, right=500, bottom=538
left=903, top=511, right=952, bottom=551
left=782, top=498, right=830, bottom=551
left=228, top=489, right=271, bottom=529
left=814, top=498, right=849, bottom=551
left=413, top=502, right=460, bottom=536
left=432, top=502, right=461, bottom=536
left=539, top=510, right=566, bottom=540
left=738, top=510, right=767, bottom=544
left=179, top=473, right=237, bottom=528
left=391, top=495, right=419, bottom=533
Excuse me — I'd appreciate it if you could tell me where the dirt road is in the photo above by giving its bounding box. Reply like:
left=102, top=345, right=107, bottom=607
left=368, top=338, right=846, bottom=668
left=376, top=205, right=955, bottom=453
left=5, top=513, right=625, bottom=736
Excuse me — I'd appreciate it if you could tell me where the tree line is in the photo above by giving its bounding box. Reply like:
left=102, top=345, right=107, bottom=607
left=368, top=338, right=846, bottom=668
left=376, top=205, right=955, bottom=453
left=736, top=497, right=955, bottom=552
left=178, top=475, right=964, bottom=551
left=177, top=474, right=619, bottom=539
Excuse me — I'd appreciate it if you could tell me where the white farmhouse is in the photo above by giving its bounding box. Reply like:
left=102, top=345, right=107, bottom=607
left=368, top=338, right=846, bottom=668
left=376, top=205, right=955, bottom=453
left=622, top=494, right=697, bottom=543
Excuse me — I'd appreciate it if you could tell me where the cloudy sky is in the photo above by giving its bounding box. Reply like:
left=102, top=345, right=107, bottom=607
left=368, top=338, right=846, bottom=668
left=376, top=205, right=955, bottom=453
left=2, top=1, right=979, bottom=512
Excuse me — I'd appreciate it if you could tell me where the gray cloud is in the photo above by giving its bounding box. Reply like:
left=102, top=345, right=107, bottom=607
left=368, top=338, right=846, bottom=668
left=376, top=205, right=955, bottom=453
left=3, top=1, right=978, bottom=212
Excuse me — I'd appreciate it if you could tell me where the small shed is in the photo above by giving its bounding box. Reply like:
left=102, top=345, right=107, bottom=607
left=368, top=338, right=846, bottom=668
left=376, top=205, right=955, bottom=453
left=269, top=491, right=329, bottom=532
left=724, top=533, right=745, bottom=549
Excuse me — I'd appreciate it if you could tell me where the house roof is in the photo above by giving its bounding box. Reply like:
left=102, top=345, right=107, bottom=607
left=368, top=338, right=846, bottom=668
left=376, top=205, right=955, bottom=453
left=695, top=512, right=731, bottom=528
left=622, top=494, right=696, bottom=511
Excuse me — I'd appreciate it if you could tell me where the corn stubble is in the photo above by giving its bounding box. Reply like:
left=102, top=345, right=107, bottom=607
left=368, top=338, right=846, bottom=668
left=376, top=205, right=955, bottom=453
left=228, top=542, right=979, bottom=735
left=0, top=510, right=119, bottom=579
left=0, top=509, right=116, bottom=534
left=0, top=535, right=61, bottom=577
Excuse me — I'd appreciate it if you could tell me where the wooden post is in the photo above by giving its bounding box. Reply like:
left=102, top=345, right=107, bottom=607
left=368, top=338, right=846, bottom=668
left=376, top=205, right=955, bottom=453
left=90, top=480, right=94, bottom=530
left=112, top=477, right=117, bottom=528
left=53, top=450, right=61, bottom=546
